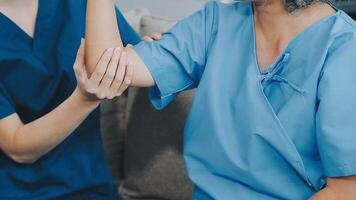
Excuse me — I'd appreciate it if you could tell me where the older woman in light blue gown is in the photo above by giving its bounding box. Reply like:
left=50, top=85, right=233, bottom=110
left=99, top=0, right=356, bottom=199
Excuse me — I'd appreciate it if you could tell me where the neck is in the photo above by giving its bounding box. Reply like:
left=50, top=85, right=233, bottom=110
left=253, top=0, right=335, bottom=48
left=0, top=0, right=37, bottom=8
left=254, top=0, right=291, bottom=31
left=0, top=0, right=39, bottom=38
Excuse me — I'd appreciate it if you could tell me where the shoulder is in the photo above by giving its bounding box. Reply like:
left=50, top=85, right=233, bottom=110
left=327, top=11, right=356, bottom=52
left=202, top=1, right=252, bottom=18
left=321, top=11, right=356, bottom=64
left=193, top=1, right=251, bottom=36
left=322, top=13, right=356, bottom=75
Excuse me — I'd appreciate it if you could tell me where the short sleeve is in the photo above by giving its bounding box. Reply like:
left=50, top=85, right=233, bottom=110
left=0, top=82, right=15, bottom=120
left=115, top=7, right=141, bottom=46
left=133, top=2, right=217, bottom=109
left=316, top=36, right=356, bottom=177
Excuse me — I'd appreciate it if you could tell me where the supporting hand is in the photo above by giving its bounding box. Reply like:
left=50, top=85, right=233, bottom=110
left=73, top=39, right=133, bottom=104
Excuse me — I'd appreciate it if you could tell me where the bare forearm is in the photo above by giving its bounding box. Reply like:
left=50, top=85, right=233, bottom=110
left=85, top=0, right=154, bottom=87
left=10, top=89, right=98, bottom=163
left=85, top=0, right=123, bottom=73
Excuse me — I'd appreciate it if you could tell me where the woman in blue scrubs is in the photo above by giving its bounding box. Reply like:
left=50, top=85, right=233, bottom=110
left=107, top=0, right=356, bottom=199
left=0, top=0, right=140, bottom=199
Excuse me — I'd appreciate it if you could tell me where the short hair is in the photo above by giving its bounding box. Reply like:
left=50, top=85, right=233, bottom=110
left=231, top=0, right=334, bottom=12
left=285, top=0, right=333, bottom=12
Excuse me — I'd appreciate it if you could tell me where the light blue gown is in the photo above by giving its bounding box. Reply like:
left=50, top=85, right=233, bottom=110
left=133, top=1, right=356, bottom=199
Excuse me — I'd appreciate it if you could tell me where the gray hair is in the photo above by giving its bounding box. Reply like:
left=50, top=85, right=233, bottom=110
left=285, top=0, right=333, bottom=12
left=232, top=0, right=333, bottom=12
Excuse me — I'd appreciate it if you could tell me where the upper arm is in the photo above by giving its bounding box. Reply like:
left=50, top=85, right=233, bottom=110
left=316, top=35, right=356, bottom=177
left=131, top=2, right=217, bottom=109
left=127, top=47, right=155, bottom=87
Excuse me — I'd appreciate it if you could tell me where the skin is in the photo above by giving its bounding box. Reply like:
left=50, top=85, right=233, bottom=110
left=253, top=0, right=335, bottom=70
left=0, top=0, right=133, bottom=164
left=0, top=0, right=38, bottom=37
left=86, top=0, right=356, bottom=198
left=85, top=0, right=122, bottom=74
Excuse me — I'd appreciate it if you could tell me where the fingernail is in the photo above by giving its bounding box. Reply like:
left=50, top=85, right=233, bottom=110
left=107, top=48, right=114, bottom=52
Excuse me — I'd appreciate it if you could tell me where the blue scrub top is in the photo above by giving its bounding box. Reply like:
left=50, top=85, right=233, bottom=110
left=134, top=1, right=356, bottom=199
left=0, top=0, right=140, bottom=199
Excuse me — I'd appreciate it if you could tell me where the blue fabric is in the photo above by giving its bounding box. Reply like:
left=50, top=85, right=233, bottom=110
left=134, top=1, right=356, bottom=199
left=0, top=0, right=140, bottom=199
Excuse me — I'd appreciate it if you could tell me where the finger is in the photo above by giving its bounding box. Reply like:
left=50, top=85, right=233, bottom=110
left=90, top=48, right=114, bottom=85
left=142, top=36, right=154, bottom=42
left=99, top=47, right=122, bottom=91
left=126, top=44, right=133, bottom=48
left=108, top=54, right=127, bottom=98
left=152, top=32, right=163, bottom=40
left=117, top=60, right=134, bottom=96
left=112, top=51, right=127, bottom=91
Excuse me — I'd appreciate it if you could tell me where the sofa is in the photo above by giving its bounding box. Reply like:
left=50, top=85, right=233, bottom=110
left=100, top=9, right=194, bottom=200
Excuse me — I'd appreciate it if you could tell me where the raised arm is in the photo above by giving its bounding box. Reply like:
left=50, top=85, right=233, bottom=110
left=86, top=0, right=154, bottom=87
left=85, top=0, right=122, bottom=74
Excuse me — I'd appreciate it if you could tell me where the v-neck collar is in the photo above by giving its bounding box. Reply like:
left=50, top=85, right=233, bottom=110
left=249, top=3, right=341, bottom=76
left=0, top=0, right=58, bottom=51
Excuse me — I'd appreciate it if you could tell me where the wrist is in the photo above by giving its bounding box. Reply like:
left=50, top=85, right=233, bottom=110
left=71, top=88, right=100, bottom=109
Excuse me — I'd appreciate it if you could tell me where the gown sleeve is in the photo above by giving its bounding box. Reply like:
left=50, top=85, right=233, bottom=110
left=0, top=81, right=15, bottom=120
left=316, top=36, right=356, bottom=177
left=133, top=2, right=217, bottom=109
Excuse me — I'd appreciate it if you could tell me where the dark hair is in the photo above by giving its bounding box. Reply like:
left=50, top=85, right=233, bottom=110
left=285, top=0, right=333, bottom=12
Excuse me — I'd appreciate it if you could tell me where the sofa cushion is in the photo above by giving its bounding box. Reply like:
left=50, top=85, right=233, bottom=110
left=120, top=88, right=194, bottom=200
left=122, top=14, right=194, bottom=200
left=100, top=97, right=128, bottom=186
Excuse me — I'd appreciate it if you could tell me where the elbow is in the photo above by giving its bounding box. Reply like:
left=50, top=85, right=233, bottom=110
left=9, top=154, right=38, bottom=165
left=1, top=127, right=41, bottom=164
left=3, top=136, right=40, bottom=165
left=5, top=148, right=39, bottom=165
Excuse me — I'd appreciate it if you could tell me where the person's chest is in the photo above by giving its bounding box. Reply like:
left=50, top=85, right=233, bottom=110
left=0, top=0, right=86, bottom=122
left=187, top=10, right=335, bottom=167
left=183, top=14, right=337, bottom=195
left=0, top=0, right=38, bottom=38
